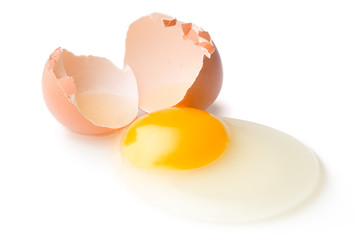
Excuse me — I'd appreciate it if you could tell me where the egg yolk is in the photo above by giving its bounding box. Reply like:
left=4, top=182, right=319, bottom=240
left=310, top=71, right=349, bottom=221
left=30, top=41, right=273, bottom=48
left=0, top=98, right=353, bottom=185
left=121, top=107, right=229, bottom=170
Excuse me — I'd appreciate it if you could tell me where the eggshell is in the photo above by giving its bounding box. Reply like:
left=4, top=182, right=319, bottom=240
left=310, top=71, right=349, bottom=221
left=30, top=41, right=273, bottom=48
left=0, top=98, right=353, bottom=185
left=42, top=48, right=138, bottom=135
left=124, top=13, right=223, bottom=112
left=176, top=47, right=223, bottom=109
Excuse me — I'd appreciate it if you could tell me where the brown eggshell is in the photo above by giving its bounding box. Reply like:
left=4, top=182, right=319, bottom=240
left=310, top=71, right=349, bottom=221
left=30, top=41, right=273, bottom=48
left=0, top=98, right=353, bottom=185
left=124, top=13, right=223, bottom=113
left=42, top=48, right=115, bottom=135
left=176, top=47, right=223, bottom=109
left=42, top=48, right=138, bottom=135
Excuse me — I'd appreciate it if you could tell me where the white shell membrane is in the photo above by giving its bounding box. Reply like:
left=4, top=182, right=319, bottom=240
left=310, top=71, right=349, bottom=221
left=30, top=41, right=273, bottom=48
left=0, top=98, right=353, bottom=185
left=115, top=118, right=320, bottom=223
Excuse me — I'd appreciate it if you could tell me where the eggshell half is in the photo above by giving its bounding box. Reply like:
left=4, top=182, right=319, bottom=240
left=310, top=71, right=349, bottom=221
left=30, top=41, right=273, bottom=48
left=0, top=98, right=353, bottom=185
left=124, top=13, right=223, bottom=112
left=42, top=48, right=138, bottom=135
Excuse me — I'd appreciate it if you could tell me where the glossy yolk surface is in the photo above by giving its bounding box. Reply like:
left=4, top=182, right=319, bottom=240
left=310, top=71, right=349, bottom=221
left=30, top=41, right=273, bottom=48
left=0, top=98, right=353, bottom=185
left=121, top=107, right=229, bottom=170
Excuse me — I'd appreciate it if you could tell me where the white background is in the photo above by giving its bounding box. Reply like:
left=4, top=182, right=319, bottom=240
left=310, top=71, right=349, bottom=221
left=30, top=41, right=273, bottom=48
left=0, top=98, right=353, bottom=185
left=1, top=0, right=359, bottom=239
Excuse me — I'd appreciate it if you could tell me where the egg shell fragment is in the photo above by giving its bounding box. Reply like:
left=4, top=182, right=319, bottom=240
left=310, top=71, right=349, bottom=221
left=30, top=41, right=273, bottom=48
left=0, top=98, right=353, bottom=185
left=42, top=48, right=138, bottom=135
left=124, top=13, right=223, bottom=112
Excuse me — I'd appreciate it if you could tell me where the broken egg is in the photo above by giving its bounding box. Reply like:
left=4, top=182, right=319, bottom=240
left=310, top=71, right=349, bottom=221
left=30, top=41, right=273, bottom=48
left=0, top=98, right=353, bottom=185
left=42, top=13, right=321, bottom=223
left=125, top=13, right=223, bottom=112
left=42, top=48, right=138, bottom=135
left=43, top=13, right=222, bottom=134
left=116, top=108, right=320, bottom=222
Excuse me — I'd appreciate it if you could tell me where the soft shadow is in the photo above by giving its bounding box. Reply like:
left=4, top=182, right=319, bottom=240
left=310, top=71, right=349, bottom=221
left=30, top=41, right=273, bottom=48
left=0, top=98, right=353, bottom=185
left=62, top=128, right=122, bottom=159
left=63, top=128, right=119, bottom=143
left=206, top=102, right=230, bottom=116
left=137, top=109, right=147, bottom=118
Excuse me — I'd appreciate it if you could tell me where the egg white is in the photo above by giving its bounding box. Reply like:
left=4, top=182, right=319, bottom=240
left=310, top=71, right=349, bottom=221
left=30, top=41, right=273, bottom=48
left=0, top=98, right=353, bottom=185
left=113, top=118, right=320, bottom=223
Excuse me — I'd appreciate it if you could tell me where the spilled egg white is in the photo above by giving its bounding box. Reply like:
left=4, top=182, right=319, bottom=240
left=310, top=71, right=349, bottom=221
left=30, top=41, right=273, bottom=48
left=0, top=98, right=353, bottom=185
left=113, top=117, right=320, bottom=223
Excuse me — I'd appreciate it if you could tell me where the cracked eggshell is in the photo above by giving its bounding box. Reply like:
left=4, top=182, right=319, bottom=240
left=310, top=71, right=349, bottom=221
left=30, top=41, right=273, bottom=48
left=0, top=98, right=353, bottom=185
left=124, top=13, right=223, bottom=113
left=42, top=48, right=138, bottom=135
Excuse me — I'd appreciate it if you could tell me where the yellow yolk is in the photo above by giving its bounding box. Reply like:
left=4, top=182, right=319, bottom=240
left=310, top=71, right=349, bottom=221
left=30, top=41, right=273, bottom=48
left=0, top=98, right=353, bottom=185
left=120, top=107, right=229, bottom=170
